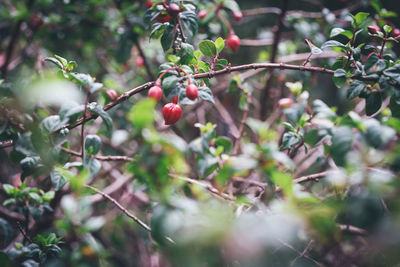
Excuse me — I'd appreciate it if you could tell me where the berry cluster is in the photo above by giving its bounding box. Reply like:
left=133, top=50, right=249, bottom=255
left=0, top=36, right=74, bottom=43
left=148, top=67, right=199, bottom=125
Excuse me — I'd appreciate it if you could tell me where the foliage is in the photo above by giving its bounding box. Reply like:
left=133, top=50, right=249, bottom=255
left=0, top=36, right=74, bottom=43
left=1, top=0, right=400, bottom=266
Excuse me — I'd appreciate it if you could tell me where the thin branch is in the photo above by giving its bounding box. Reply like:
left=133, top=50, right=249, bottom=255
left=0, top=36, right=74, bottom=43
left=80, top=88, right=90, bottom=157
left=84, top=184, right=151, bottom=232
left=135, top=39, right=155, bottom=81
left=0, top=140, right=14, bottom=149
left=177, top=14, right=187, bottom=43
left=260, top=0, right=289, bottom=120
left=233, top=89, right=252, bottom=155
left=61, top=147, right=133, bottom=161
left=293, top=171, right=328, bottom=183
left=63, top=63, right=334, bottom=131
left=16, top=221, right=32, bottom=243
left=1, top=0, right=35, bottom=78
left=170, top=174, right=236, bottom=201
left=338, top=224, right=367, bottom=235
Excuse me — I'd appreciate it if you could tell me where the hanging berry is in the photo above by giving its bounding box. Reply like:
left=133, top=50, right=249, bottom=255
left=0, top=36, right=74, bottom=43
left=163, top=102, right=182, bottom=125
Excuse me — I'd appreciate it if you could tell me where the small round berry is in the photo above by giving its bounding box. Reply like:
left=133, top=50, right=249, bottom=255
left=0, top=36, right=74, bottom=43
left=168, top=3, right=181, bottom=15
left=106, top=89, right=119, bottom=100
left=367, top=25, right=381, bottom=35
left=148, top=85, right=163, bottom=102
left=136, top=56, right=144, bottom=68
left=198, top=10, right=207, bottom=19
left=163, top=103, right=182, bottom=125
left=145, top=0, right=153, bottom=9
left=227, top=34, right=240, bottom=51
left=186, top=83, right=198, bottom=101
left=278, top=98, right=294, bottom=109
left=172, top=96, right=179, bottom=104
left=233, top=11, right=243, bottom=21
left=392, top=28, right=400, bottom=38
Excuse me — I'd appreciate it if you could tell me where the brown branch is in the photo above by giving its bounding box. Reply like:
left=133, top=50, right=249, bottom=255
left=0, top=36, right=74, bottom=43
left=62, top=63, right=333, bottom=131
left=170, top=174, right=236, bottom=201
left=1, top=0, right=35, bottom=78
left=16, top=221, right=32, bottom=243
left=259, top=0, right=289, bottom=120
left=61, top=147, right=133, bottom=161
left=0, top=140, right=14, bottom=149
left=338, top=224, right=367, bottom=235
left=233, top=89, right=252, bottom=155
left=135, top=39, right=155, bottom=81
left=293, top=171, right=328, bottom=183
left=84, top=184, right=151, bottom=232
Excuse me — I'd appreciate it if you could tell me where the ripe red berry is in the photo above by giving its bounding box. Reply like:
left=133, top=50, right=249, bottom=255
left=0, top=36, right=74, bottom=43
left=148, top=85, right=163, bottom=102
left=172, top=96, right=179, bottom=104
left=278, top=98, right=294, bottom=109
left=157, top=14, right=172, bottom=23
left=367, top=25, right=381, bottom=35
left=227, top=34, right=240, bottom=51
left=392, top=28, right=400, bottom=38
left=186, top=83, right=198, bottom=101
left=136, top=56, right=144, bottom=67
left=198, top=10, right=207, bottom=19
left=168, top=3, right=181, bottom=15
left=145, top=0, right=153, bottom=9
left=163, top=103, right=182, bottom=125
left=233, top=11, right=243, bottom=21
left=106, top=89, right=119, bottom=100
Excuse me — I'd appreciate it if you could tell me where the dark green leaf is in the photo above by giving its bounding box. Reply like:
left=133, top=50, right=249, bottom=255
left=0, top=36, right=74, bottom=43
left=331, top=126, right=353, bottom=166
left=366, top=93, right=382, bottom=116
left=199, top=40, right=217, bottom=58
left=333, top=69, right=347, bottom=88
left=84, top=135, right=102, bottom=155
left=198, top=86, right=214, bottom=103
left=347, top=80, right=365, bottom=99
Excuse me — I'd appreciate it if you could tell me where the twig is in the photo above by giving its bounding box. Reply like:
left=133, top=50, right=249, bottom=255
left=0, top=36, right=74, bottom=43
left=170, top=174, right=236, bottom=201
left=233, top=89, right=252, bottom=155
left=177, top=14, right=187, bottom=43
left=135, top=39, right=155, bottom=81
left=84, top=184, right=151, bottom=232
left=259, top=0, right=289, bottom=120
left=61, top=147, right=133, bottom=161
left=0, top=140, right=14, bottom=149
left=293, top=171, right=328, bottom=183
left=338, top=224, right=367, bottom=235
left=62, top=63, right=335, bottom=132
left=80, top=88, right=90, bottom=157
left=1, top=0, right=35, bottom=78
left=16, top=221, right=32, bottom=243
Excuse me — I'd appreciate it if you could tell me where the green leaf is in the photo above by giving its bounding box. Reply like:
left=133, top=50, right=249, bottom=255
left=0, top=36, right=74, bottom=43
left=115, top=30, right=133, bottom=63
left=321, top=40, right=345, bottom=50
left=198, top=86, right=214, bottom=103
left=161, top=24, right=175, bottom=52
left=0, top=219, right=14, bottom=247
left=223, top=0, right=240, bottom=12
left=42, top=191, right=55, bottom=202
left=3, top=184, right=14, bottom=195
left=29, top=192, right=41, bottom=203
left=162, top=76, right=181, bottom=98
left=0, top=252, right=13, bottom=267
left=214, top=136, right=232, bottom=153
left=127, top=98, right=156, bottom=128
left=178, top=43, right=194, bottom=65
left=84, top=156, right=101, bottom=178
left=270, top=171, right=293, bottom=196
left=214, top=37, right=225, bottom=53
left=330, top=28, right=345, bottom=37
left=333, top=69, right=347, bottom=88
left=331, top=126, right=353, bottom=166
left=383, top=24, right=392, bottom=34
left=364, top=119, right=395, bottom=148
left=351, top=12, right=369, bottom=27
left=54, top=55, right=68, bottom=68
left=366, top=93, right=382, bottom=116
left=347, top=81, right=365, bottom=99
left=40, top=115, right=65, bottom=135
left=44, top=57, right=63, bottom=69
left=88, top=103, right=113, bottom=136
left=280, top=131, right=302, bottom=150
left=50, top=169, right=68, bottom=191
left=84, top=135, right=102, bottom=155
left=199, top=40, right=217, bottom=58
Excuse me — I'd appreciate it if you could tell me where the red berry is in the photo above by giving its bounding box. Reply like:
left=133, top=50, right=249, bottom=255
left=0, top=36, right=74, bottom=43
left=172, top=96, right=179, bottom=104
left=233, top=11, right=243, bottom=21
left=186, top=83, right=198, bottom=101
left=148, top=85, right=163, bottom=102
left=106, top=89, right=119, bottom=100
left=157, top=14, right=172, bottom=23
left=145, top=0, right=153, bottom=9
left=136, top=56, right=144, bottom=67
left=367, top=25, right=381, bottom=35
left=392, top=28, right=400, bottom=38
left=278, top=98, right=293, bottom=109
left=168, top=3, right=181, bottom=15
left=198, top=10, right=207, bottom=19
left=227, top=34, right=240, bottom=51
left=163, top=103, right=182, bottom=125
